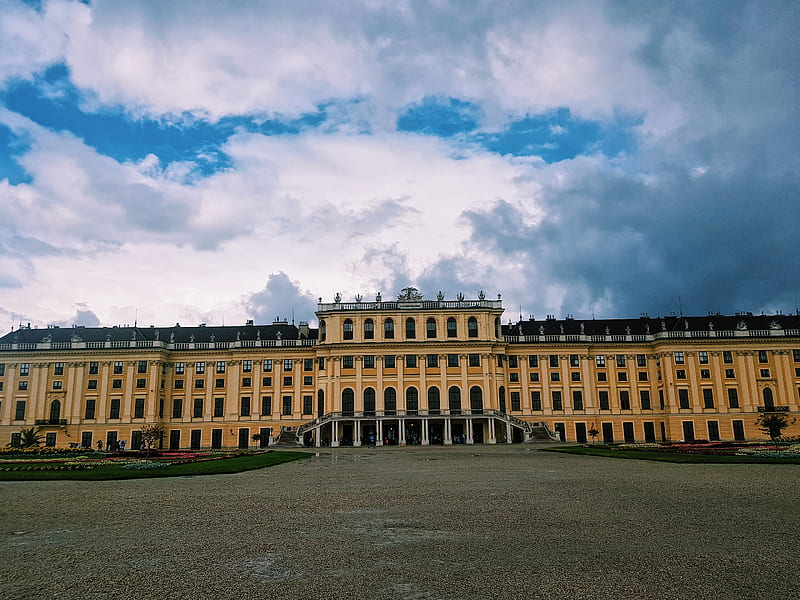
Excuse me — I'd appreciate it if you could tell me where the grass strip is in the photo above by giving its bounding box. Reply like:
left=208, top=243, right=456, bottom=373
left=541, top=446, right=800, bottom=464
left=0, top=451, right=311, bottom=481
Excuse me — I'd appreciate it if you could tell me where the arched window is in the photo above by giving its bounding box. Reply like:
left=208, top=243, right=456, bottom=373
left=498, top=386, right=506, bottom=414
left=364, top=318, right=374, bottom=340
left=406, top=387, right=419, bottom=415
left=384, top=387, right=397, bottom=415
left=447, top=317, right=457, bottom=338
left=426, top=318, right=437, bottom=339
left=49, top=399, right=61, bottom=423
left=470, top=386, right=483, bottom=413
left=449, top=386, right=462, bottom=414
left=343, top=319, right=354, bottom=340
left=364, top=387, right=376, bottom=415
left=384, top=318, right=394, bottom=339
left=468, top=316, right=478, bottom=338
left=319, top=319, right=326, bottom=342
left=495, top=317, right=502, bottom=338
left=763, top=388, right=775, bottom=409
left=317, top=389, right=325, bottom=416
left=428, top=386, right=440, bottom=414
left=405, top=318, right=416, bottom=339
left=342, top=388, right=355, bottom=416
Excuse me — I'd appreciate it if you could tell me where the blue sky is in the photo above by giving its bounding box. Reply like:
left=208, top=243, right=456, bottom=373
left=0, top=0, right=798, bottom=329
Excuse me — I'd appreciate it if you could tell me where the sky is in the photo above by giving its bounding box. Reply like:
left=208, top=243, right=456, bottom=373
left=0, top=0, right=798, bottom=330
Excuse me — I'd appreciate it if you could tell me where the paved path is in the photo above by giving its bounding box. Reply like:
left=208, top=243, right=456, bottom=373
left=2, top=445, right=798, bottom=599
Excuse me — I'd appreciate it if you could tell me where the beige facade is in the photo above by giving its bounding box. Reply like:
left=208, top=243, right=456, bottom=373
left=1, top=290, right=799, bottom=449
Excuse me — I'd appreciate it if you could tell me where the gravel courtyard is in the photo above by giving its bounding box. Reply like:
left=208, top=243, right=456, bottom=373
left=2, top=445, right=798, bottom=600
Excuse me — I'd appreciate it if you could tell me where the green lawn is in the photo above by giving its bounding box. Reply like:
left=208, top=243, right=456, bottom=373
left=0, top=451, right=311, bottom=481
left=542, top=446, right=800, bottom=464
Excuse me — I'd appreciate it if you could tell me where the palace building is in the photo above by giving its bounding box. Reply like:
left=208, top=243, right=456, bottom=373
left=1, top=288, right=799, bottom=449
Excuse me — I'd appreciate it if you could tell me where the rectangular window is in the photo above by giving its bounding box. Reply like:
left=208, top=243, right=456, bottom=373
left=619, top=390, right=631, bottom=410
left=216, top=361, right=226, bottom=373
left=405, top=355, right=417, bottom=368
left=700, top=369, right=711, bottom=379
left=214, top=397, right=224, bottom=417
left=427, top=354, right=438, bottom=368
left=137, top=360, right=148, bottom=374
left=678, top=388, right=690, bottom=409
left=597, top=372, right=607, bottom=382
left=732, top=420, right=745, bottom=441
left=0, top=363, right=4, bottom=376
left=508, top=355, right=519, bottom=368
left=702, top=388, right=714, bottom=409
left=468, top=354, right=480, bottom=367
left=18, top=380, right=28, bottom=391
left=109, top=398, right=121, bottom=419
left=52, top=381, right=63, bottom=390
left=793, top=349, right=800, bottom=362
left=760, top=369, right=770, bottom=378
left=599, top=390, right=610, bottom=410
left=364, top=355, right=375, bottom=369
left=676, top=369, right=686, bottom=379
left=196, top=362, right=205, bottom=374
left=302, top=358, right=313, bottom=371
left=89, top=362, right=99, bottom=374
left=342, top=356, right=354, bottom=369
left=302, top=395, right=313, bottom=415
left=569, top=354, right=579, bottom=367
left=303, top=376, right=313, bottom=385
left=529, top=372, right=539, bottom=382
left=640, top=390, right=651, bottom=410
left=595, top=355, right=606, bottom=368
left=19, top=363, right=30, bottom=376
left=263, top=359, right=273, bottom=372
left=549, top=355, right=559, bottom=368
left=136, top=378, right=146, bottom=388
left=133, top=397, right=145, bottom=419
left=529, top=355, right=539, bottom=368
left=283, top=376, right=292, bottom=386
left=172, top=398, right=183, bottom=419
left=758, top=350, right=768, bottom=363
left=723, top=351, right=733, bottom=364
left=174, top=379, right=184, bottom=389
left=637, top=371, right=648, bottom=381
left=282, top=396, right=292, bottom=415
left=283, top=359, right=293, bottom=371
left=318, top=357, right=326, bottom=370
left=448, top=354, right=460, bottom=367
left=54, top=362, right=64, bottom=375
left=617, top=372, right=628, bottom=382
left=193, top=397, right=204, bottom=418
left=570, top=372, right=581, bottom=381
left=550, top=372, right=560, bottom=382
left=113, top=361, right=123, bottom=374
left=616, top=354, right=626, bottom=367
left=194, top=379, right=204, bottom=389
left=14, top=400, right=26, bottom=420
left=383, top=355, right=395, bottom=368
left=572, top=390, right=583, bottom=410
left=674, top=352, right=685, bottom=364
left=728, top=388, right=739, bottom=408
left=262, top=377, right=272, bottom=386
left=698, top=351, right=709, bottom=364
left=211, top=429, right=222, bottom=449
left=84, top=399, right=96, bottom=419
left=552, top=390, right=563, bottom=411
left=659, top=390, right=665, bottom=410
left=175, top=362, right=185, bottom=374
left=261, top=396, right=272, bottom=415
left=636, top=354, right=646, bottom=367
left=531, top=391, right=542, bottom=411
left=511, top=391, right=521, bottom=411
left=112, top=379, right=122, bottom=389
left=509, top=373, right=519, bottom=382
left=240, top=397, right=251, bottom=417
left=241, top=377, right=252, bottom=387
left=243, top=360, right=253, bottom=373
left=497, top=355, right=504, bottom=367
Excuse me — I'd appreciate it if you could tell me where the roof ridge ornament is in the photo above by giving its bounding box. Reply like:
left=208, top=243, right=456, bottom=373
left=398, top=287, right=423, bottom=302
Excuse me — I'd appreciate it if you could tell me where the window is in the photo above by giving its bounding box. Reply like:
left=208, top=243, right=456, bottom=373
left=758, top=350, right=768, bottom=363
left=595, top=355, right=605, bottom=368
left=136, top=360, right=147, bottom=374
left=636, top=354, right=646, bottom=367
left=638, top=371, right=648, bottom=381
left=448, top=354, right=459, bottom=367
left=112, top=379, right=122, bottom=389
left=427, top=354, right=438, bottom=368
left=597, top=372, right=607, bottom=382
left=318, top=357, right=325, bottom=370
left=54, top=362, right=64, bottom=375
left=617, top=372, right=627, bottom=382
left=497, top=355, right=504, bottom=368
left=760, top=369, right=771, bottom=378
left=87, top=379, right=97, bottom=390
left=261, top=396, right=271, bottom=415
left=676, top=369, right=686, bottom=379
left=447, top=317, right=457, bottom=338
left=283, top=376, right=292, bottom=386
left=793, top=349, right=800, bottom=362
left=572, top=390, right=583, bottom=410
left=14, top=400, right=26, bottom=420
left=302, top=395, right=312, bottom=415
left=428, top=387, right=440, bottom=414
left=703, top=388, right=714, bottom=409
left=725, top=368, right=735, bottom=378
left=282, top=396, right=292, bottom=415
left=723, top=351, right=733, bottom=364
left=172, top=398, right=183, bottom=418
left=405, top=318, right=416, bottom=339
left=216, top=361, right=226, bottom=374
left=51, top=380, right=62, bottom=390
left=468, top=316, right=478, bottom=337
left=136, top=378, right=146, bottom=388
left=550, top=372, right=560, bottom=382
left=529, top=355, right=539, bottom=368
left=509, top=373, right=519, bottom=382
left=468, top=354, right=480, bottom=367
left=18, top=362, right=30, bottom=376
left=570, top=354, right=579, bottom=367
left=728, top=388, right=739, bottom=408
left=405, top=355, right=417, bottom=368
left=263, top=359, right=273, bottom=372
left=174, top=379, right=184, bottom=389
left=243, top=360, right=253, bottom=373
left=343, top=319, right=354, bottom=340
left=509, top=355, right=519, bottom=368
left=674, top=352, right=685, bottom=364
left=599, top=391, right=610, bottom=410
left=700, top=369, right=710, bottom=379
left=426, top=318, right=437, bottom=338
left=0, top=363, right=4, bottom=376
left=640, top=390, right=651, bottom=410
left=196, top=362, right=205, bottom=374
left=193, top=397, right=204, bottom=418
left=616, top=354, right=626, bottom=368
left=342, top=356, right=354, bottom=369
left=109, top=398, right=121, bottom=419
left=531, top=391, right=542, bottom=410
left=303, top=358, right=313, bottom=371
left=85, top=399, right=96, bottom=419
left=364, top=355, right=375, bottom=369
left=406, top=387, right=419, bottom=414
left=511, top=391, right=521, bottom=411
left=698, top=351, right=709, bottom=364
left=529, top=372, right=540, bottom=382
left=549, top=355, right=559, bottom=368
left=242, top=377, right=252, bottom=387
left=113, top=361, right=123, bottom=375
left=383, top=355, right=395, bottom=368
left=214, top=397, right=224, bottom=417
left=175, top=362, right=185, bottom=374
left=678, top=389, right=690, bottom=409
left=571, top=372, right=581, bottom=381
left=620, top=390, right=631, bottom=410
left=385, top=387, right=398, bottom=414
left=89, top=362, right=99, bottom=374
left=384, top=318, right=394, bottom=339
left=659, top=390, right=665, bottom=410
left=241, top=397, right=251, bottom=417
left=319, top=319, right=326, bottom=342
left=283, top=359, right=293, bottom=371
left=364, top=319, right=374, bottom=339
left=552, top=391, right=563, bottom=411
left=303, top=376, right=313, bottom=385
left=194, top=380, right=204, bottom=389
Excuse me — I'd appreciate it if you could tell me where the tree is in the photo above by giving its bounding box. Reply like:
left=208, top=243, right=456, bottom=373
left=756, top=413, right=796, bottom=441
left=588, top=424, right=600, bottom=446
left=139, top=424, right=165, bottom=460
left=14, top=426, right=45, bottom=448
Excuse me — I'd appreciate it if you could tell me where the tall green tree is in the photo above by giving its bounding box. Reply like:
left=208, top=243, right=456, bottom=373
left=756, top=413, right=796, bottom=441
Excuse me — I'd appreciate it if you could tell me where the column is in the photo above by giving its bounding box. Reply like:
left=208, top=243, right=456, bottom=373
left=465, top=417, right=473, bottom=444
left=399, top=418, right=406, bottom=445
left=488, top=418, right=496, bottom=444
left=331, top=420, right=339, bottom=447
left=422, top=418, right=429, bottom=445
left=354, top=419, right=361, bottom=446
left=506, top=422, right=513, bottom=444
left=315, top=425, right=321, bottom=447
left=377, top=419, right=384, bottom=446
left=444, top=418, right=452, bottom=445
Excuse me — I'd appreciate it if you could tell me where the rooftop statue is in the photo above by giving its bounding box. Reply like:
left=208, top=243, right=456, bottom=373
left=398, top=287, right=423, bottom=301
